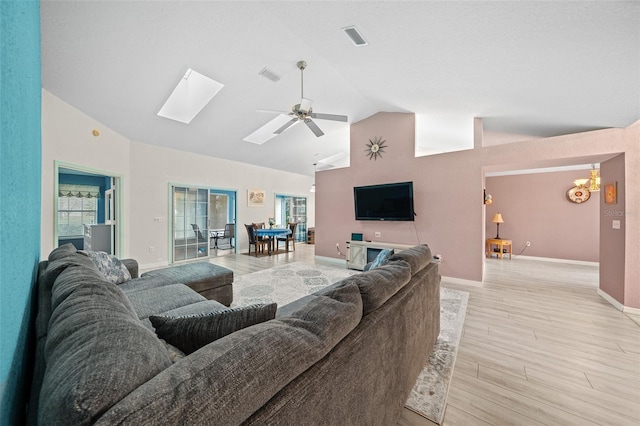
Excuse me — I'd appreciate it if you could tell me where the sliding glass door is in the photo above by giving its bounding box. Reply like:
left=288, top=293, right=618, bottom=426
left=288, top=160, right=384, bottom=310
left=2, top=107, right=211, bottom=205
left=172, top=186, right=209, bottom=261
left=209, top=189, right=236, bottom=251
left=275, top=194, right=307, bottom=242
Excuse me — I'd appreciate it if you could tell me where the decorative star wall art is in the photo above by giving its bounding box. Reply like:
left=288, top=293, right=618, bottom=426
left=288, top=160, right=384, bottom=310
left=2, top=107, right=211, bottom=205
left=365, top=136, right=387, bottom=160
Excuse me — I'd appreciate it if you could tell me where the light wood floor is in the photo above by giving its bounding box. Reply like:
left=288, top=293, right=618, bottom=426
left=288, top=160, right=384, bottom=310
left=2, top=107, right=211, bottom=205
left=208, top=245, right=640, bottom=425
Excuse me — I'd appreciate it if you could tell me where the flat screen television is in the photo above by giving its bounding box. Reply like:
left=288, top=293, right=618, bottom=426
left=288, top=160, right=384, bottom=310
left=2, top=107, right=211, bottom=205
left=354, top=181, right=415, bottom=221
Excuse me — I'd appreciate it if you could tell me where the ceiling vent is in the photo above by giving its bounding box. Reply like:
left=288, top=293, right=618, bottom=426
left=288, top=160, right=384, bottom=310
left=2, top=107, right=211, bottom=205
left=258, top=67, right=281, bottom=82
left=343, top=26, right=368, bottom=46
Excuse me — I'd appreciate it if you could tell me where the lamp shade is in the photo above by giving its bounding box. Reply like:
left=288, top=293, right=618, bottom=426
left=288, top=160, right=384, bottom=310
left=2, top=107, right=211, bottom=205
left=492, top=213, right=504, bottom=224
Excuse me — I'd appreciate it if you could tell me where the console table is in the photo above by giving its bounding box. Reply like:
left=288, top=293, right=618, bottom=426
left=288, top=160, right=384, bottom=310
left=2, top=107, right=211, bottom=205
left=486, top=238, right=512, bottom=259
left=346, top=240, right=414, bottom=270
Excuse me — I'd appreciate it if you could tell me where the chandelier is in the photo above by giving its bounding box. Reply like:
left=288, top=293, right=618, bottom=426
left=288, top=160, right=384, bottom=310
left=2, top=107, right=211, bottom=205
left=574, top=164, right=600, bottom=192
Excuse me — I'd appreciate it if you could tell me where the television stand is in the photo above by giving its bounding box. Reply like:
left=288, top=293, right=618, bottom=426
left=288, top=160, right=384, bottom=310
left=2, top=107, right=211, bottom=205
left=346, top=240, right=414, bottom=270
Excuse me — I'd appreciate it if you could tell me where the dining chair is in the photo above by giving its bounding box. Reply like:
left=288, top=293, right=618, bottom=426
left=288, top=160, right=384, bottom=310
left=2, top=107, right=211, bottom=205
left=218, top=223, right=235, bottom=249
left=245, top=224, right=267, bottom=256
left=277, top=222, right=297, bottom=252
left=252, top=222, right=266, bottom=242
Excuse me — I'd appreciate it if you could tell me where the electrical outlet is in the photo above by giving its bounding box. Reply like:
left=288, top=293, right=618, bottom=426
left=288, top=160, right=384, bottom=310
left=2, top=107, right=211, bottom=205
left=375, top=232, right=381, bottom=238
left=525, top=241, right=531, bottom=247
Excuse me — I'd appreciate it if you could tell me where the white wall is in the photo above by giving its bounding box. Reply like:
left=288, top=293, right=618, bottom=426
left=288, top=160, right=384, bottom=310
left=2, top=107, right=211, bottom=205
left=129, top=141, right=315, bottom=267
left=41, top=90, right=315, bottom=267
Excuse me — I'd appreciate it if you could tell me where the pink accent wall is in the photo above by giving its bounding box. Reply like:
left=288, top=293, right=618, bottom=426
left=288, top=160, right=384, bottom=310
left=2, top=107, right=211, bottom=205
left=600, top=154, right=626, bottom=304
left=485, top=170, right=599, bottom=262
left=315, top=113, right=639, bottom=309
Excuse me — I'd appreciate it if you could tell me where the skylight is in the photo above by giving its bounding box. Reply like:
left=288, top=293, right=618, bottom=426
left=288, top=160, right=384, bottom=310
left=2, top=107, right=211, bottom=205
left=157, top=68, right=224, bottom=124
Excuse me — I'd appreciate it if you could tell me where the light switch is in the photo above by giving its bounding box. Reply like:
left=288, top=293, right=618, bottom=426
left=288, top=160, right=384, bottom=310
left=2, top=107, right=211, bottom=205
left=612, top=220, right=621, bottom=229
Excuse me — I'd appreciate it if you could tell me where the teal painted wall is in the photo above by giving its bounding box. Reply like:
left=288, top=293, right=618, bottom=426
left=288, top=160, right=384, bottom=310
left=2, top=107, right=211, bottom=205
left=0, top=1, right=42, bottom=424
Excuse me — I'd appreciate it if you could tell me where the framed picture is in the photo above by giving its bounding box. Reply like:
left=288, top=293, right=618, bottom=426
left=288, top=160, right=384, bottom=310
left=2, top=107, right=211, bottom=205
left=248, top=189, right=265, bottom=207
left=604, top=182, right=617, bottom=204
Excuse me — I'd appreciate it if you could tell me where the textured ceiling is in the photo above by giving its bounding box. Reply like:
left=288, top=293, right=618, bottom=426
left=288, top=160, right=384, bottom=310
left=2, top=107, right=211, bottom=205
left=40, top=1, right=639, bottom=176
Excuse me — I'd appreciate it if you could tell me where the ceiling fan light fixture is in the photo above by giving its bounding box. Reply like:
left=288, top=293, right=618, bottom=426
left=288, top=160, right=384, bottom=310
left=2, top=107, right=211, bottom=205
left=343, top=26, right=368, bottom=46
left=251, top=60, right=348, bottom=140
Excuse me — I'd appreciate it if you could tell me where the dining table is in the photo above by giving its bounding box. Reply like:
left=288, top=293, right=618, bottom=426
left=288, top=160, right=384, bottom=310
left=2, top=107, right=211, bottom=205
left=255, top=228, right=291, bottom=255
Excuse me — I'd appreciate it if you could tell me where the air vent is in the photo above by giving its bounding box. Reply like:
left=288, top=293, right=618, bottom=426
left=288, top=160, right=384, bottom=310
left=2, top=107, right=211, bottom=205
left=258, top=67, right=281, bottom=82
left=343, top=26, right=368, bottom=46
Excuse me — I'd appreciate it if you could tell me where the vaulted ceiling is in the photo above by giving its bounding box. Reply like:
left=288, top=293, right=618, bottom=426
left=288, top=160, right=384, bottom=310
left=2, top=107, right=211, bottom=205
left=40, top=1, right=639, bottom=176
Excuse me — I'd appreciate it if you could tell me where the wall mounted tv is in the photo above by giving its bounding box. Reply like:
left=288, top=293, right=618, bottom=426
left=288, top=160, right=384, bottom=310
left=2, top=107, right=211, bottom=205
left=354, top=181, right=415, bottom=221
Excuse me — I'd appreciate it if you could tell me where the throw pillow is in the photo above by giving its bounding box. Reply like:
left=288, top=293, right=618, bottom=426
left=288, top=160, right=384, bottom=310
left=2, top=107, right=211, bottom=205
left=78, top=250, right=132, bottom=284
left=150, top=303, right=277, bottom=354
left=369, top=248, right=394, bottom=270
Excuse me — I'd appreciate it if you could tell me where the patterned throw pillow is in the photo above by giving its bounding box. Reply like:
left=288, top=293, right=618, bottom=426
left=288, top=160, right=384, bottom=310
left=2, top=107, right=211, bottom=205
left=79, top=250, right=132, bottom=284
left=369, top=249, right=394, bottom=270
left=150, top=303, right=277, bottom=354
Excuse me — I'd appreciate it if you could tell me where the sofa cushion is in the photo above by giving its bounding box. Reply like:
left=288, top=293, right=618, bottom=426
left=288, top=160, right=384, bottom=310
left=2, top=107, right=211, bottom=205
left=340, top=260, right=412, bottom=316
left=140, top=261, right=234, bottom=294
left=47, top=242, right=78, bottom=261
left=96, top=282, right=363, bottom=425
left=40, top=262, right=172, bottom=425
left=125, top=284, right=207, bottom=320
left=79, top=250, right=132, bottom=284
left=388, top=244, right=432, bottom=275
left=150, top=302, right=277, bottom=354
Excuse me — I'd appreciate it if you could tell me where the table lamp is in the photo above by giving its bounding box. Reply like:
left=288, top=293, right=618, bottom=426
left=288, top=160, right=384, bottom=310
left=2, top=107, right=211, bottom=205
left=492, top=213, right=504, bottom=239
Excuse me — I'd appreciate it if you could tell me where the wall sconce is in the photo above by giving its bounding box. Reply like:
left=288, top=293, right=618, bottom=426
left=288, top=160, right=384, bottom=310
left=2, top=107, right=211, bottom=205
left=484, top=189, right=493, bottom=205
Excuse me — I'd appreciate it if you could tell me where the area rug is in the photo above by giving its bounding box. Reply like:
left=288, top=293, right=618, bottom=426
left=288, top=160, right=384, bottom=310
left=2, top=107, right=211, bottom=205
left=230, top=262, right=359, bottom=307
left=232, top=262, right=468, bottom=425
left=405, top=285, right=468, bottom=424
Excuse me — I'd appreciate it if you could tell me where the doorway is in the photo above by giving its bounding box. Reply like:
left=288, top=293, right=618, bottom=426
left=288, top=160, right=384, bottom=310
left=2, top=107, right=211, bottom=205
left=209, top=189, right=237, bottom=255
left=275, top=194, right=307, bottom=242
left=55, top=162, right=123, bottom=256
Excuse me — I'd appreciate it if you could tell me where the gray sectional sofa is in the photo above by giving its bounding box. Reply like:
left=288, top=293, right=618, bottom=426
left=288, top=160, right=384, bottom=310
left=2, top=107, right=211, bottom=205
left=29, top=243, right=440, bottom=425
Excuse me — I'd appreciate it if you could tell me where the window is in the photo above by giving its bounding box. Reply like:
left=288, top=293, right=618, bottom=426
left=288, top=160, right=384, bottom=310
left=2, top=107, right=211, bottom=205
left=57, top=184, right=99, bottom=237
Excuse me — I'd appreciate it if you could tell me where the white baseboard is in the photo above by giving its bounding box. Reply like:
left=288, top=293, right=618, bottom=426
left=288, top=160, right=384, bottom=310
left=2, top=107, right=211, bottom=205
left=598, top=288, right=623, bottom=311
left=624, top=305, right=640, bottom=315
left=596, top=288, right=640, bottom=314
left=442, top=276, right=483, bottom=287
left=515, top=255, right=599, bottom=267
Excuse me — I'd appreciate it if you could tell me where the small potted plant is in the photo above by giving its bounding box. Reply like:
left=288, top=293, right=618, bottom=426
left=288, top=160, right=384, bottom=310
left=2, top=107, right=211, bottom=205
left=268, top=218, right=275, bottom=229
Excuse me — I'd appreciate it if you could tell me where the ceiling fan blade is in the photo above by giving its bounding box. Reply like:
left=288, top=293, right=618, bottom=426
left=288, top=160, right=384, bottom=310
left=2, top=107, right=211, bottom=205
left=274, top=118, right=299, bottom=134
left=310, top=112, right=348, bottom=122
left=304, top=118, right=324, bottom=137
left=300, top=97, right=313, bottom=113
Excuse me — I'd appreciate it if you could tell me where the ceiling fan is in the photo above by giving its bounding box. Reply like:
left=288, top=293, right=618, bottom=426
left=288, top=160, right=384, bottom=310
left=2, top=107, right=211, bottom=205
left=262, top=60, right=348, bottom=138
